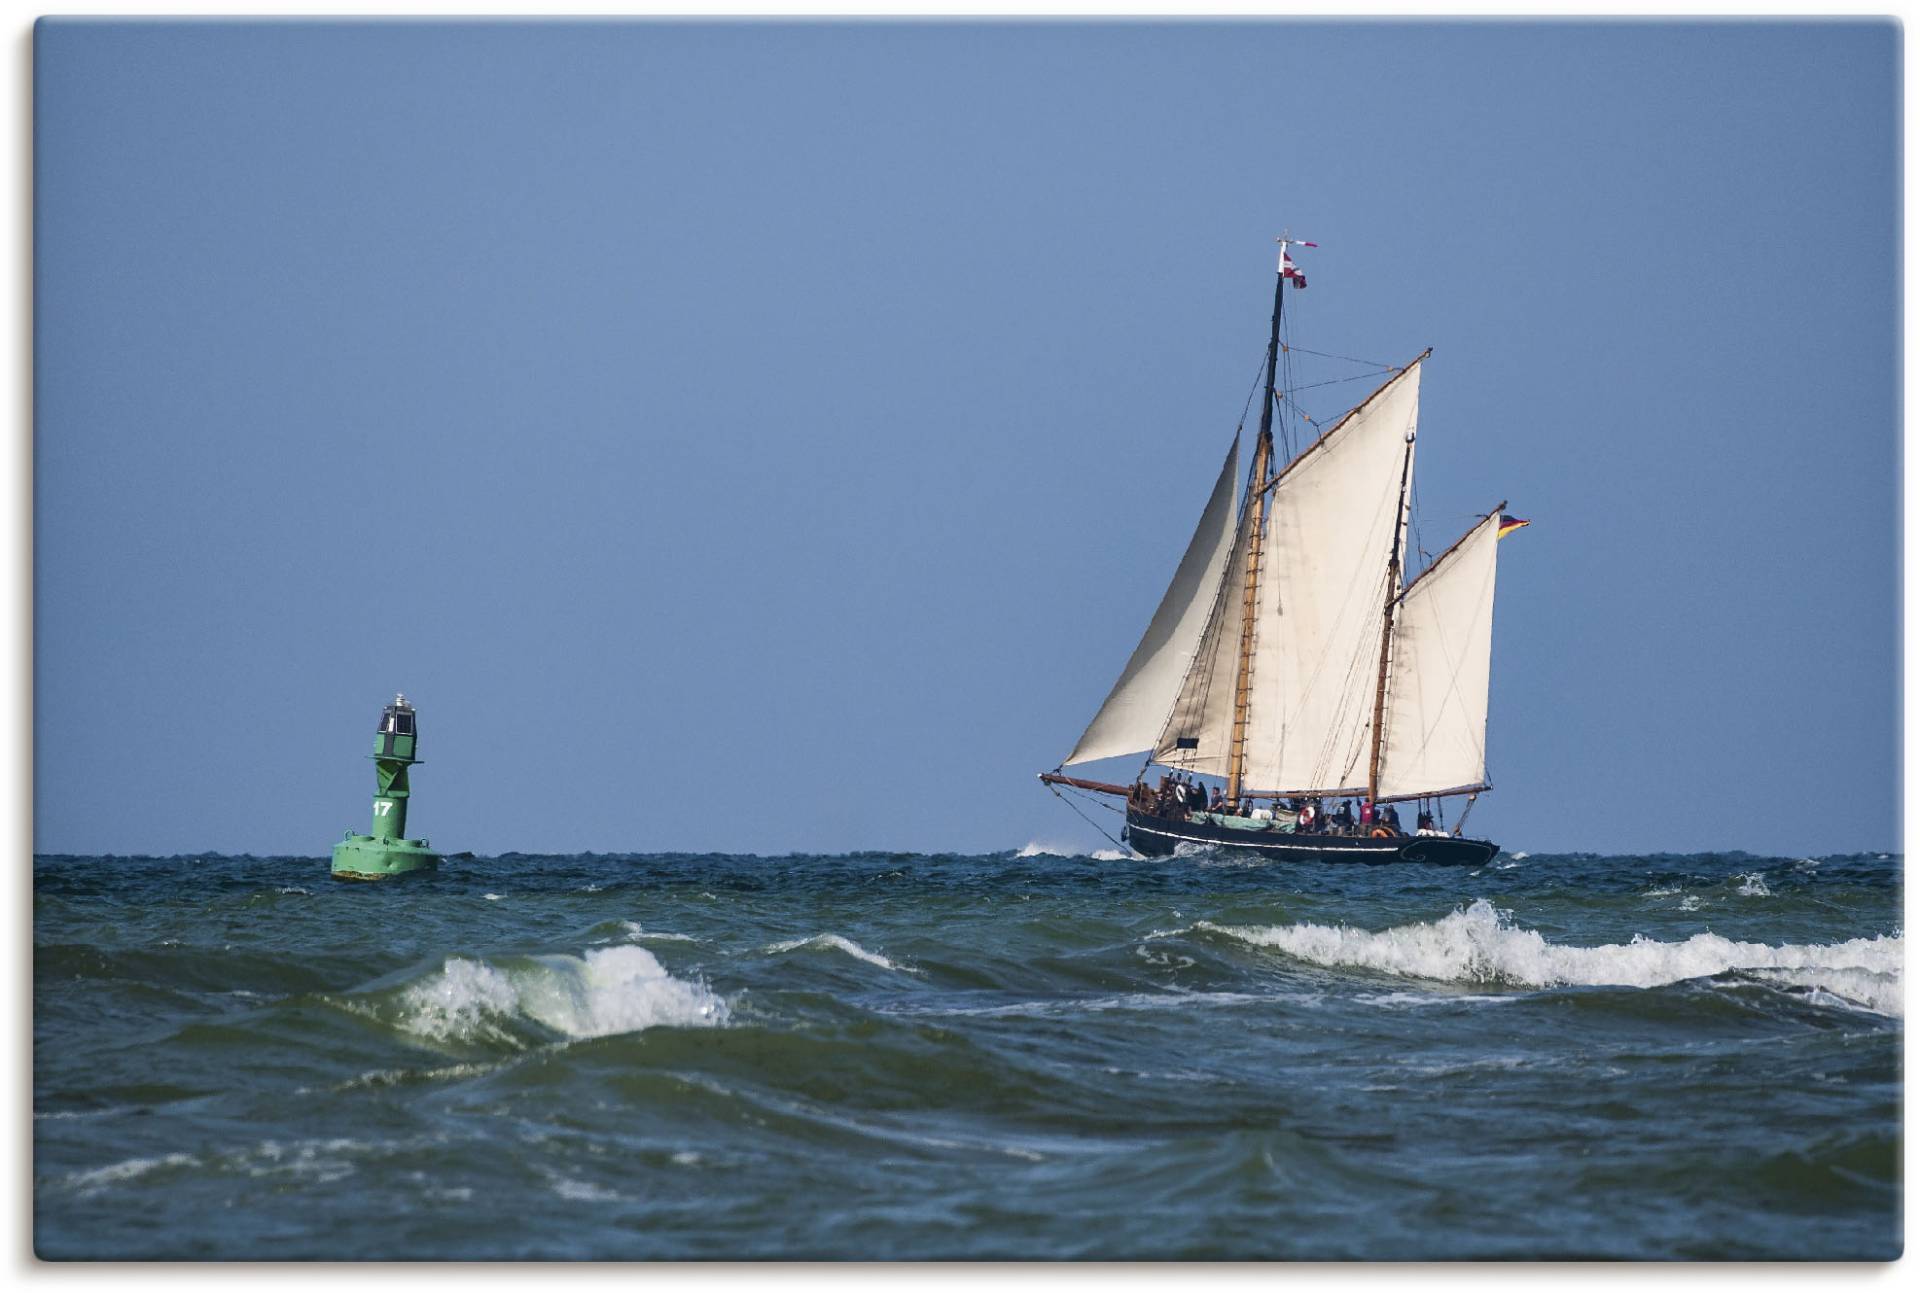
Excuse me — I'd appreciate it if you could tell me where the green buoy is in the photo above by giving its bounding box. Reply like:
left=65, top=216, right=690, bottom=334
left=331, top=693, right=443, bottom=880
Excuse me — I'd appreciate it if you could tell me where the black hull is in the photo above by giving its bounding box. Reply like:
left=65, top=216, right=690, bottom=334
left=1124, top=807, right=1499, bottom=866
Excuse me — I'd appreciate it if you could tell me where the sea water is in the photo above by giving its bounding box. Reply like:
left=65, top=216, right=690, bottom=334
left=33, top=848, right=1901, bottom=1259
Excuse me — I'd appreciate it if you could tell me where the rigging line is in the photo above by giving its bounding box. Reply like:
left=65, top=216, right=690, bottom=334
left=1146, top=491, right=1250, bottom=780
left=1280, top=343, right=1393, bottom=368
left=1235, top=351, right=1267, bottom=435
left=1285, top=371, right=1401, bottom=395
left=1046, top=781, right=1134, bottom=855
left=1409, top=473, right=1427, bottom=568
left=1276, top=295, right=1297, bottom=462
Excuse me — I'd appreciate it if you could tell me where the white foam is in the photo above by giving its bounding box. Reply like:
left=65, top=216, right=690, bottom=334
left=1016, top=839, right=1135, bottom=860
left=618, top=920, right=696, bottom=943
left=398, top=946, right=728, bottom=1043
left=66, top=1152, right=199, bottom=1191
left=548, top=1175, right=620, bottom=1202
left=763, top=932, right=912, bottom=972
left=483, top=893, right=504, bottom=902
left=1736, top=872, right=1772, bottom=897
left=1754, top=966, right=1903, bottom=1017
left=1200, top=899, right=1904, bottom=1016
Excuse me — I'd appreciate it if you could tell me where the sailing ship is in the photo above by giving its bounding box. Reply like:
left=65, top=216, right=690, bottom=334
left=1040, top=239, right=1520, bottom=864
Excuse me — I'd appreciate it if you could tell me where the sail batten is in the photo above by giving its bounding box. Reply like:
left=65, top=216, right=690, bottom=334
left=1062, top=436, right=1241, bottom=767
left=1374, top=508, right=1502, bottom=802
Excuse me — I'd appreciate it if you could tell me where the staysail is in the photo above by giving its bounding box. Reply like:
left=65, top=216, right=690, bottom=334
left=1062, top=436, right=1241, bottom=766
left=1374, top=508, right=1502, bottom=802
left=1149, top=497, right=1254, bottom=777
left=1153, top=359, right=1423, bottom=789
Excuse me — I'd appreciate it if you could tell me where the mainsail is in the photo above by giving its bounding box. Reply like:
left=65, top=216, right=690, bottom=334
left=1374, top=508, right=1503, bottom=802
left=1062, top=436, right=1240, bottom=766
left=1152, top=360, right=1423, bottom=792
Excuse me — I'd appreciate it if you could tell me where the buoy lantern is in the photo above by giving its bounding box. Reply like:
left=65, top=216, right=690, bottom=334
left=331, top=693, right=443, bottom=880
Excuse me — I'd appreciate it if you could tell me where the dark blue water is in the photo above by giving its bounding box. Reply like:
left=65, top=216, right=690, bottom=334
left=34, top=847, right=1901, bottom=1259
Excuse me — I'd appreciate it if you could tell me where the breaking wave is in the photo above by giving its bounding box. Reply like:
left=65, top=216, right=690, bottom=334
left=1016, top=841, right=1135, bottom=861
left=1199, top=899, right=1903, bottom=1016
left=763, top=933, right=912, bottom=972
left=394, top=945, right=728, bottom=1043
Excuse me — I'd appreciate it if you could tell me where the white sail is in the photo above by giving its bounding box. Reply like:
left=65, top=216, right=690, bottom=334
left=1064, top=436, right=1240, bottom=766
left=1154, top=360, right=1422, bottom=788
left=1375, top=508, right=1501, bottom=802
left=1151, top=499, right=1254, bottom=776
left=1238, top=360, right=1422, bottom=794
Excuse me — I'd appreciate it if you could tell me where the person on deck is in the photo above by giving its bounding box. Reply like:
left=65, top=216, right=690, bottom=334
left=1382, top=804, right=1402, bottom=835
left=1335, top=801, right=1355, bottom=834
left=1359, top=800, right=1375, bottom=828
left=1210, top=786, right=1224, bottom=812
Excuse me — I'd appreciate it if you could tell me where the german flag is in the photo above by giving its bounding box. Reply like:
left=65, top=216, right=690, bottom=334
left=1497, top=515, right=1531, bottom=539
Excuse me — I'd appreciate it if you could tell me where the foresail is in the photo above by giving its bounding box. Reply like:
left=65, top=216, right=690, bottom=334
left=1151, top=497, right=1252, bottom=776
left=1375, top=509, right=1501, bottom=802
left=1239, top=360, right=1422, bottom=795
left=1064, top=436, right=1240, bottom=766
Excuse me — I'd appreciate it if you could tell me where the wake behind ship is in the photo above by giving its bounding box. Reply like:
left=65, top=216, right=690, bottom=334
left=1042, top=237, right=1525, bottom=864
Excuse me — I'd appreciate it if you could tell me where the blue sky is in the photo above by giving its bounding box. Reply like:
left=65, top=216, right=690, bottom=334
left=34, top=19, right=1899, bottom=857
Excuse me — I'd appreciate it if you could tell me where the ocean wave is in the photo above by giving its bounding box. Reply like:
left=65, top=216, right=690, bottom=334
left=618, top=920, right=697, bottom=943
left=1016, top=840, right=1136, bottom=861
left=1198, top=899, right=1903, bottom=1017
left=396, top=945, right=728, bottom=1043
left=64, top=1152, right=199, bottom=1192
left=762, top=933, right=912, bottom=972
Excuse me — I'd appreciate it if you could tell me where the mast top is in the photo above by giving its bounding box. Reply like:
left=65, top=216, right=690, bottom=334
left=1276, top=232, right=1315, bottom=285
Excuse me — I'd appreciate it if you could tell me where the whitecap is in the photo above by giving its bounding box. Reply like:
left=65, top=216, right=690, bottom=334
left=1736, top=872, right=1772, bottom=897
left=618, top=920, right=696, bottom=943
left=397, top=945, right=728, bottom=1042
left=65, top=1152, right=199, bottom=1192
left=1198, top=899, right=1904, bottom=1017
left=1753, top=966, right=1902, bottom=1017
left=763, top=932, right=913, bottom=972
left=548, top=1175, right=620, bottom=1202
left=1017, top=840, right=1136, bottom=860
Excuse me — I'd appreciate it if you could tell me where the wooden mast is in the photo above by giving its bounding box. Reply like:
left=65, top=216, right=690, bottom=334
left=1365, top=434, right=1417, bottom=805
left=1225, top=257, right=1287, bottom=806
